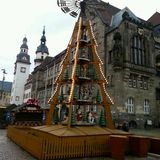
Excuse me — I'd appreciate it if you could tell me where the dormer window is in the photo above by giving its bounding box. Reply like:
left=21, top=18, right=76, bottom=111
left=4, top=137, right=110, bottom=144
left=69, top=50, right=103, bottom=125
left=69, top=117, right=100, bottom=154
left=22, top=56, right=27, bottom=61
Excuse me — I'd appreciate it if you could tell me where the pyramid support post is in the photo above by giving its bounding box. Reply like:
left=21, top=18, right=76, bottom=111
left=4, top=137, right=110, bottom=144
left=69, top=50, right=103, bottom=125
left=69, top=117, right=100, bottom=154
left=67, top=18, right=82, bottom=128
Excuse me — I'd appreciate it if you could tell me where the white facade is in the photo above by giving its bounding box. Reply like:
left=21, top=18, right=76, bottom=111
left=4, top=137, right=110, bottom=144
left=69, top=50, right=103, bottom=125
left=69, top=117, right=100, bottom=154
left=10, top=37, right=31, bottom=105
left=11, top=63, right=30, bottom=105
left=34, top=51, right=48, bottom=67
left=23, top=75, right=32, bottom=103
left=23, top=87, right=32, bottom=103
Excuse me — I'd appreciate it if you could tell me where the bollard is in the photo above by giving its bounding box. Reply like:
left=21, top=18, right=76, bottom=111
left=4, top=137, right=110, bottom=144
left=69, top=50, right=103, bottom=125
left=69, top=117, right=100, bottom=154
left=129, top=135, right=149, bottom=157
left=110, top=135, right=127, bottom=160
left=149, top=137, right=160, bottom=155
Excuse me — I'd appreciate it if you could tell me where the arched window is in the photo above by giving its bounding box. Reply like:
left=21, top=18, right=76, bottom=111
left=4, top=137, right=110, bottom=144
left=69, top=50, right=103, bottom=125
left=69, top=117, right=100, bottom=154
left=126, top=97, right=134, bottom=114
left=144, top=99, right=150, bottom=114
left=131, top=36, right=146, bottom=66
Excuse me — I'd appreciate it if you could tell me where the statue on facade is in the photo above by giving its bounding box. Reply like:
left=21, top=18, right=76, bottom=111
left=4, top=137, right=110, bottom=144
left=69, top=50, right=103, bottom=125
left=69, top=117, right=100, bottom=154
left=112, top=32, right=123, bottom=69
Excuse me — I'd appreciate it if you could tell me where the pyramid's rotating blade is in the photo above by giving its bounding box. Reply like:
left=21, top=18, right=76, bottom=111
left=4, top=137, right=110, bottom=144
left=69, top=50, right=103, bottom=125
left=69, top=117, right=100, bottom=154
left=57, top=0, right=83, bottom=18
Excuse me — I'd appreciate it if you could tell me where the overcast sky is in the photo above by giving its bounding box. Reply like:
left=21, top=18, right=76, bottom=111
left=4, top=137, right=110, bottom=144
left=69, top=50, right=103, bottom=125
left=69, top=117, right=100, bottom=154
left=0, top=0, right=159, bottom=82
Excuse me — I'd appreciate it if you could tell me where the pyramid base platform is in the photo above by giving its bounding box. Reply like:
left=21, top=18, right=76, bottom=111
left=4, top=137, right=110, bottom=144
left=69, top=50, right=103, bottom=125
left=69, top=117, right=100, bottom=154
left=7, top=125, right=131, bottom=160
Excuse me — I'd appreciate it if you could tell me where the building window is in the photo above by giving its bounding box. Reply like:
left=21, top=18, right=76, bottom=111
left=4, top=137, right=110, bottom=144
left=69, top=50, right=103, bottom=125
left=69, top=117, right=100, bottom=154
left=156, top=88, right=160, bottom=100
left=128, top=74, right=137, bottom=88
left=20, top=67, right=26, bottom=73
left=144, top=99, right=150, bottom=115
left=108, top=50, right=112, bottom=64
left=139, top=76, right=148, bottom=90
left=126, top=97, right=134, bottom=114
left=15, top=96, right=19, bottom=101
left=131, top=36, right=146, bottom=66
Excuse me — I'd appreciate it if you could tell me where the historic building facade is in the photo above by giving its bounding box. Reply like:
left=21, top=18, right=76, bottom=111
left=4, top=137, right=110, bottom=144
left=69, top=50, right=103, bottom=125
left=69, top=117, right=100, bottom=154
left=23, top=74, right=32, bottom=103
left=0, top=81, right=12, bottom=107
left=31, top=51, right=65, bottom=109
left=31, top=27, right=66, bottom=109
left=30, top=0, right=160, bottom=127
left=84, top=0, right=160, bottom=127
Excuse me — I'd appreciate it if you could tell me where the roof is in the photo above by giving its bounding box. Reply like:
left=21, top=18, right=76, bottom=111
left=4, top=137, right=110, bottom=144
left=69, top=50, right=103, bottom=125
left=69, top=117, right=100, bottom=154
left=86, top=1, right=152, bottom=31
left=110, top=7, right=141, bottom=29
left=32, top=125, right=130, bottom=137
left=5, top=104, right=17, bottom=111
left=20, top=37, right=28, bottom=49
left=148, top=12, right=160, bottom=26
left=32, top=56, right=54, bottom=73
left=16, top=52, right=31, bottom=64
left=0, top=81, right=12, bottom=92
left=36, top=28, right=49, bottom=54
left=33, top=49, right=66, bottom=73
left=36, top=44, right=49, bottom=54
left=94, top=1, right=120, bottom=25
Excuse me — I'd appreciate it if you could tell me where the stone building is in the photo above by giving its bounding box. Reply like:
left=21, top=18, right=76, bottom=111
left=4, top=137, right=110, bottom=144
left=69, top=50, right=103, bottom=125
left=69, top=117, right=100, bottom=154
left=31, top=51, right=65, bottom=109
left=0, top=81, right=12, bottom=107
left=148, top=12, right=160, bottom=127
left=31, top=28, right=66, bottom=108
left=84, top=0, right=160, bottom=127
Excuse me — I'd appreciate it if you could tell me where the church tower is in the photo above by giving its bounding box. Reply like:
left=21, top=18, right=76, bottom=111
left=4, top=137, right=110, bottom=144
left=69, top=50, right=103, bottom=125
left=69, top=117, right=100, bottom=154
left=10, top=37, right=31, bottom=105
left=34, top=27, right=49, bottom=67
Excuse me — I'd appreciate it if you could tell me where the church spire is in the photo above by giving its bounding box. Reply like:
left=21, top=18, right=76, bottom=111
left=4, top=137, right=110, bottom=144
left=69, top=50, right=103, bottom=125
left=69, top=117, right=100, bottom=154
left=34, top=27, right=49, bottom=67
left=40, top=26, right=46, bottom=45
left=20, top=36, right=28, bottom=53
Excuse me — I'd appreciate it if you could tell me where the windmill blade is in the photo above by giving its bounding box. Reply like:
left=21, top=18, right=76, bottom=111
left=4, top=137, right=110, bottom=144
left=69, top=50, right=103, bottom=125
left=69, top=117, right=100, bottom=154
left=57, top=0, right=67, bottom=7
left=57, top=0, right=82, bottom=18
left=70, top=11, right=79, bottom=17
left=61, top=7, right=71, bottom=13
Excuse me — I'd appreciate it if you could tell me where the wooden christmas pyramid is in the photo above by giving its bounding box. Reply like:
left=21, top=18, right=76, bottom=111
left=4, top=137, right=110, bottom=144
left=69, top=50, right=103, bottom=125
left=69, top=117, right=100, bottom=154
left=46, top=15, right=114, bottom=129
left=7, top=2, right=133, bottom=159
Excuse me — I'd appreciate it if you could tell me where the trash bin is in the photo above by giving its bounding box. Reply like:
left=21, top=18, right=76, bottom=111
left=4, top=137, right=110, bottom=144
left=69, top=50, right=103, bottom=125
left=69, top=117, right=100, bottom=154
left=110, top=135, right=127, bottom=160
left=149, top=137, right=160, bottom=155
left=129, top=135, right=149, bottom=157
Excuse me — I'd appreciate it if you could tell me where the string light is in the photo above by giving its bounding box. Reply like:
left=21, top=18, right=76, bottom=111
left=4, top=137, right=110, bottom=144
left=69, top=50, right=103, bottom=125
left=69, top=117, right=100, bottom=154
left=48, top=83, right=59, bottom=104
left=88, top=20, right=113, bottom=104
left=54, top=36, right=72, bottom=85
left=99, top=64, right=108, bottom=84
left=102, top=83, right=114, bottom=104
left=68, top=17, right=82, bottom=103
left=88, top=21, right=98, bottom=46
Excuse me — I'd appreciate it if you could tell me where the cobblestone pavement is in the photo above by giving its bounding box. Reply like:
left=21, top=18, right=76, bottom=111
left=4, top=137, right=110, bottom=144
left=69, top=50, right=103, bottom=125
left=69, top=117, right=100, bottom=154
left=0, top=129, right=159, bottom=160
left=129, top=128, right=160, bottom=138
left=0, top=129, right=36, bottom=160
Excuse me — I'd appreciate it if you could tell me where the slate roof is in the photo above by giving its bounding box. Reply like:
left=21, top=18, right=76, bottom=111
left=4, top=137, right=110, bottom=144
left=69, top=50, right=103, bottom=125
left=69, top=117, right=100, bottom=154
left=32, top=49, right=66, bottom=74
left=110, top=7, right=141, bottom=29
left=16, top=52, right=31, bottom=64
left=36, top=28, right=49, bottom=54
left=0, top=81, right=12, bottom=92
left=33, top=56, right=54, bottom=73
left=94, top=1, right=120, bottom=25
left=148, top=12, right=160, bottom=26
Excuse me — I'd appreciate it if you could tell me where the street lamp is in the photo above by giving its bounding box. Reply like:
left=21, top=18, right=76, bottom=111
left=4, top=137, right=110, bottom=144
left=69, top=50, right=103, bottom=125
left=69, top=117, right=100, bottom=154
left=0, top=69, right=7, bottom=100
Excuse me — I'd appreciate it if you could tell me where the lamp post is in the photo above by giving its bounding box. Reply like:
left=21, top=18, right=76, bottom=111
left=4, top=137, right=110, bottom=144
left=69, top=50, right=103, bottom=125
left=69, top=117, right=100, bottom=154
left=0, top=69, right=7, bottom=100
